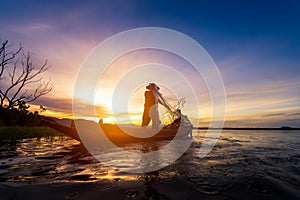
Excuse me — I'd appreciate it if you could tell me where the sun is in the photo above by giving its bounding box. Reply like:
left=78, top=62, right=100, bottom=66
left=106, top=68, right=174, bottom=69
left=94, top=87, right=114, bottom=111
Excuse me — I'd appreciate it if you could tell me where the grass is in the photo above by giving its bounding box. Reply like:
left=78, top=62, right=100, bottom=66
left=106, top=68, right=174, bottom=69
left=0, top=126, right=63, bottom=139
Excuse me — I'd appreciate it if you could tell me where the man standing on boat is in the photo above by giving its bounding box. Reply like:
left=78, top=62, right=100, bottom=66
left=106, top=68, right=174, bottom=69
left=142, top=83, right=162, bottom=128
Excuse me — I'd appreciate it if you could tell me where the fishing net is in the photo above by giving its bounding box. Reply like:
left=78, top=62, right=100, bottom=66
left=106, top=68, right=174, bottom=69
left=155, top=90, right=191, bottom=127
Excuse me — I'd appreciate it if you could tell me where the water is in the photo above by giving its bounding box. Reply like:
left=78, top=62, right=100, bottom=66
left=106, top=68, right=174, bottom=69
left=0, top=130, right=299, bottom=199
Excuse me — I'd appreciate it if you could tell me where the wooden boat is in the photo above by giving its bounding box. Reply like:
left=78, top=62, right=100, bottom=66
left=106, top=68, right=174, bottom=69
left=42, top=116, right=193, bottom=146
left=43, top=88, right=193, bottom=146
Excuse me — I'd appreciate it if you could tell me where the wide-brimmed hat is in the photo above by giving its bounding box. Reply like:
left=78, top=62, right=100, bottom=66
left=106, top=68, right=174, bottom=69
left=146, top=83, right=160, bottom=90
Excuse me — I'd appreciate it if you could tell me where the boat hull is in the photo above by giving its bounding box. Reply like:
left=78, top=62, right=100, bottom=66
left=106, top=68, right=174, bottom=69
left=43, top=120, right=192, bottom=145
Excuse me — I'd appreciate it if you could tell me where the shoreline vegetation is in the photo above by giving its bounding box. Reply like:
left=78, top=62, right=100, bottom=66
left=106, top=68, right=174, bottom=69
left=0, top=126, right=63, bottom=139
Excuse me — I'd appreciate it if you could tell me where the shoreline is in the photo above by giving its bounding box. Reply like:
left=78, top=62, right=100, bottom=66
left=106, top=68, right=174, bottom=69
left=194, top=127, right=300, bottom=130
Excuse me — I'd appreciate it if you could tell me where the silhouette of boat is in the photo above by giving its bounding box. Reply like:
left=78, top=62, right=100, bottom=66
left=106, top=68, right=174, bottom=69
left=43, top=86, right=193, bottom=145
left=43, top=116, right=193, bottom=146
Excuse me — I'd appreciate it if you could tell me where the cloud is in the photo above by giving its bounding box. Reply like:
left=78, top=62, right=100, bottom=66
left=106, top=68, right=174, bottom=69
left=286, top=118, right=300, bottom=122
left=263, top=113, right=287, bottom=117
left=33, top=96, right=111, bottom=118
left=262, top=112, right=300, bottom=118
left=10, top=23, right=53, bottom=35
left=34, top=96, right=72, bottom=112
left=286, top=112, right=300, bottom=116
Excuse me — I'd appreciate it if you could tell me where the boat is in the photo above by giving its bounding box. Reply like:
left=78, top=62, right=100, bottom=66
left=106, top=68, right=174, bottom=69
left=42, top=115, right=193, bottom=146
left=43, top=85, right=193, bottom=146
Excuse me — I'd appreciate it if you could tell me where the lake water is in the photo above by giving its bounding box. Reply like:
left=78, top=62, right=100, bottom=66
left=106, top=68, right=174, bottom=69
left=0, top=130, right=299, bottom=199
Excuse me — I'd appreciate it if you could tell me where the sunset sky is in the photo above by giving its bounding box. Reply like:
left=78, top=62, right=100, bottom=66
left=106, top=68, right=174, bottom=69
left=1, top=0, right=300, bottom=127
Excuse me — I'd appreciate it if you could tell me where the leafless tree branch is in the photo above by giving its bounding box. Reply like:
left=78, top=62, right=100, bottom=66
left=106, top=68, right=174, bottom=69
left=0, top=39, right=52, bottom=109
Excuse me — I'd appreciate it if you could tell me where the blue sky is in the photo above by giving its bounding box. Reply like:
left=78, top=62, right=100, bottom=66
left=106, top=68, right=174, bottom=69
left=1, top=0, right=300, bottom=127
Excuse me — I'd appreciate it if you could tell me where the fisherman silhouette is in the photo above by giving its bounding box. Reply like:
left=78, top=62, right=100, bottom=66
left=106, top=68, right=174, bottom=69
left=141, top=83, right=162, bottom=128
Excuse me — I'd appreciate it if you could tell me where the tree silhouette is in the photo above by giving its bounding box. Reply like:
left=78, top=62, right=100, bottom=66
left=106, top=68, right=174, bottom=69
left=0, top=39, right=52, bottom=109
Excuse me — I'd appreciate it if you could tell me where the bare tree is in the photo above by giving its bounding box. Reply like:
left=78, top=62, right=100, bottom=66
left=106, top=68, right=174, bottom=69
left=0, top=39, right=52, bottom=109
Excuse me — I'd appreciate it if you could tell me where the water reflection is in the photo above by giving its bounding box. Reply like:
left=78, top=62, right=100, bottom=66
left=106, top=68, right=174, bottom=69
left=0, top=136, right=180, bottom=183
left=0, top=130, right=300, bottom=199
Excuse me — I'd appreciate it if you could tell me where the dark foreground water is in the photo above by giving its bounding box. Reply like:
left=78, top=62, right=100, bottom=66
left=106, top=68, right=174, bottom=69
left=0, top=130, right=299, bottom=200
